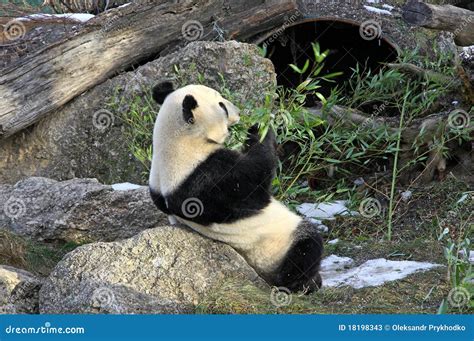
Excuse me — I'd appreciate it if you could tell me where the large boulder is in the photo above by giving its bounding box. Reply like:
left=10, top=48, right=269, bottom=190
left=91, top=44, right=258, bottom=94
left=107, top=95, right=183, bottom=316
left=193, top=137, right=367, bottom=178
left=0, top=177, right=167, bottom=243
left=39, top=225, right=265, bottom=314
left=0, top=265, right=42, bottom=314
left=0, top=41, right=276, bottom=185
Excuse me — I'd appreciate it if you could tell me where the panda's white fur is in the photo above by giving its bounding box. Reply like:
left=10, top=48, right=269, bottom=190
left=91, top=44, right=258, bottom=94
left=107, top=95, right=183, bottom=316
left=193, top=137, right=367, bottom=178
left=149, top=82, right=323, bottom=292
left=179, top=198, right=300, bottom=273
left=149, top=84, right=239, bottom=196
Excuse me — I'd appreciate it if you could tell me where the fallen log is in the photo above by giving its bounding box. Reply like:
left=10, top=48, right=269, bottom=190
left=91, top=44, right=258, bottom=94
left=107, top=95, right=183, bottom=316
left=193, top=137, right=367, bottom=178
left=385, top=62, right=457, bottom=86
left=402, top=0, right=474, bottom=46
left=0, top=14, right=93, bottom=44
left=308, top=105, right=447, bottom=144
left=308, top=105, right=472, bottom=183
left=0, top=0, right=298, bottom=139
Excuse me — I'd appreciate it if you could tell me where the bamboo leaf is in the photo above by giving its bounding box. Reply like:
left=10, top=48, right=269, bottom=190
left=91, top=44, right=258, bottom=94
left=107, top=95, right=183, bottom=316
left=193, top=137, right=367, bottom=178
left=289, top=64, right=302, bottom=74
left=301, top=59, right=310, bottom=74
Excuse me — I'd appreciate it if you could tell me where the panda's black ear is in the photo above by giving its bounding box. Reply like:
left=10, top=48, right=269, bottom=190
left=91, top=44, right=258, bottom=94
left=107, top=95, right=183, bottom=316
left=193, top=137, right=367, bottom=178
left=182, top=94, right=198, bottom=124
left=152, top=82, right=174, bottom=104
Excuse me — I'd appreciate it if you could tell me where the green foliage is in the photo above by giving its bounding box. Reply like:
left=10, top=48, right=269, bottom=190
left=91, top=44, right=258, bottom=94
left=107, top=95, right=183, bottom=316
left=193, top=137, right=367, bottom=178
left=108, top=87, right=158, bottom=178
left=0, top=0, right=52, bottom=15
left=0, top=229, right=79, bottom=276
left=334, top=46, right=456, bottom=124
left=437, top=194, right=473, bottom=313
left=115, top=41, right=468, bottom=220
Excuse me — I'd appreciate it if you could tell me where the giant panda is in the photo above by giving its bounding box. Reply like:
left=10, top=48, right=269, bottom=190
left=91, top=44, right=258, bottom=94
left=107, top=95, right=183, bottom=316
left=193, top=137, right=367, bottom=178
left=149, top=82, right=324, bottom=293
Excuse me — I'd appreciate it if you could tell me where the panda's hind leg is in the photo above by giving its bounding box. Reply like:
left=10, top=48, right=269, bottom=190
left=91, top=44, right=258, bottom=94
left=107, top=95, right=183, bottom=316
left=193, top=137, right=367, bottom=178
left=272, top=220, right=324, bottom=293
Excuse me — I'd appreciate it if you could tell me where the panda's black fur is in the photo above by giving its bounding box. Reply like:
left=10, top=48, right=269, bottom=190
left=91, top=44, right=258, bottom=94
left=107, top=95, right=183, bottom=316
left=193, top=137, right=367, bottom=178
left=149, top=82, right=323, bottom=293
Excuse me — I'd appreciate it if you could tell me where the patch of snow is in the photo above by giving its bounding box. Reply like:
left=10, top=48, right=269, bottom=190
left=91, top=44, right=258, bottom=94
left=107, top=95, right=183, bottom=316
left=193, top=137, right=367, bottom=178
left=459, top=250, right=474, bottom=264
left=317, top=225, right=329, bottom=233
left=327, top=238, right=339, bottom=245
left=320, top=256, right=441, bottom=289
left=382, top=4, right=394, bottom=10
left=364, top=5, right=392, bottom=15
left=118, top=3, right=131, bottom=8
left=457, top=192, right=472, bottom=204
left=401, top=190, right=412, bottom=202
left=321, top=255, right=355, bottom=273
left=307, top=218, right=329, bottom=233
left=461, top=45, right=474, bottom=62
left=297, top=200, right=355, bottom=221
left=111, top=182, right=143, bottom=191
left=354, top=177, right=365, bottom=186
left=462, top=45, right=474, bottom=53
left=168, top=215, right=178, bottom=225
left=18, top=13, right=95, bottom=23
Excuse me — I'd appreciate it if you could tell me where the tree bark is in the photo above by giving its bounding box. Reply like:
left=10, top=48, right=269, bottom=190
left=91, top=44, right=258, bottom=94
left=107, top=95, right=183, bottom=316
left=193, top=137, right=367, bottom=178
left=0, top=0, right=298, bottom=139
left=402, top=0, right=474, bottom=46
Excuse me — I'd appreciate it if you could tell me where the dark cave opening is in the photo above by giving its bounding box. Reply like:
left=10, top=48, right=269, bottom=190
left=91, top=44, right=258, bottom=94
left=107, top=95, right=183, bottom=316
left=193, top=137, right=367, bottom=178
left=260, top=19, right=399, bottom=106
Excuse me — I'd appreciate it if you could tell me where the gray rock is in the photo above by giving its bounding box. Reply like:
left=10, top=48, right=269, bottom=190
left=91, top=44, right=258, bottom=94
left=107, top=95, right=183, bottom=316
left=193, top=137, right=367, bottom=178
left=39, top=225, right=265, bottom=314
left=155, top=40, right=276, bottom=106
left=0, top=41, right=276, bottom=185
left=0, top=265, right=42, bottom=314
left=0, top=177, right=167, bottom=243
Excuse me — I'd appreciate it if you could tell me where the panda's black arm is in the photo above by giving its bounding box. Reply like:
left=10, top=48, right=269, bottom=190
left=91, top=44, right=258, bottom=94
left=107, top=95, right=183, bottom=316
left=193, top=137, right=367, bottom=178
left=241, top=124, right=278, bottom=177
left=242, top=124, right=277, bottom=155
left=236, top=146, right=277, bottom=193
left=220, top=126, right=278, bottom=198
left=164, top=139, right=277, bottom=224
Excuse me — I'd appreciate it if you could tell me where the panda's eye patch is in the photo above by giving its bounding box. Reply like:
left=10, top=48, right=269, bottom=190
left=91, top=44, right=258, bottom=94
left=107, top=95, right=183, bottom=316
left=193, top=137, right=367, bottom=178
left=219, top=102, right=228, bottom=117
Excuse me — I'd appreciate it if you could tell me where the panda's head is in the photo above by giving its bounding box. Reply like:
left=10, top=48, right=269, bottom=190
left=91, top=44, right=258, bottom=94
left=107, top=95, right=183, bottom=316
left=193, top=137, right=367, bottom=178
left=152, top=82, right=240, bottom=144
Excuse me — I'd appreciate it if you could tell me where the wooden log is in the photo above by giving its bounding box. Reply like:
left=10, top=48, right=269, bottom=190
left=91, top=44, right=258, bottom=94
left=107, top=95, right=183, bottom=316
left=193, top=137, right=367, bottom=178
left=307, top=105, right=457, bottom=183
left=308, top=104, right=449, bottom=145
left=385, top=62, right=457, bottom=86
left=402, top=0, right=474, bottom=46
left=0, top=0, right=298, bottom=139
left=0, top=14, right=92, bottom=44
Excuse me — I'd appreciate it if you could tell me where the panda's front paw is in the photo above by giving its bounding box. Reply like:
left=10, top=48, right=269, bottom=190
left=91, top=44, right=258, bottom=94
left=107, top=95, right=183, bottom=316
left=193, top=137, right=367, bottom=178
left=245, top=124, right=260, bottom=147
left=263, top=127, right=277, bottom=150
left=248, top=124, right=259, bottom=136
